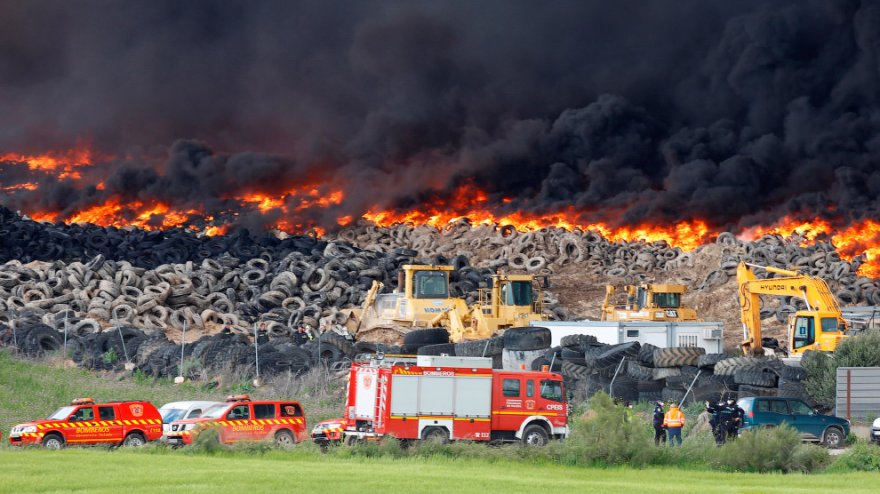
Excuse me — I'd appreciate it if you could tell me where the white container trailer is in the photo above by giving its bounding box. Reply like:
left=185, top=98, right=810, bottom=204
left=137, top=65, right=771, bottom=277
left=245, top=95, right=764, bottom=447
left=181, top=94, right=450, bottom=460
left=534, top=321, right=724, bottom=354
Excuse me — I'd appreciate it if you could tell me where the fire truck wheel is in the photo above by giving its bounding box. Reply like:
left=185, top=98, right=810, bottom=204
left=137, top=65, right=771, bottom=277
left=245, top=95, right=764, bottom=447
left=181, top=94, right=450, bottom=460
left=274, top=430, right=296, bottom=448
left=521, top=425, right=549, bottom=447
left=41, top=433, right=65, bottom=450
left=421, top=427, right=449, bottom=444
left=123, top=432, right=147, bottom=447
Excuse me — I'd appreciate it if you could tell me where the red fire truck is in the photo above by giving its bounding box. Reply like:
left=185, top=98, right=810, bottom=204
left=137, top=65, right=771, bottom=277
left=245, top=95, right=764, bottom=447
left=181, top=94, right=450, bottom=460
left=340, top=355, right=568, bottom=445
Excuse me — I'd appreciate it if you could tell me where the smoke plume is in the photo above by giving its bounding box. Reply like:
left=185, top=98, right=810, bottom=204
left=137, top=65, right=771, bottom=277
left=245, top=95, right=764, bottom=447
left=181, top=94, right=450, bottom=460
left=1, top=0, right=879, bottom=233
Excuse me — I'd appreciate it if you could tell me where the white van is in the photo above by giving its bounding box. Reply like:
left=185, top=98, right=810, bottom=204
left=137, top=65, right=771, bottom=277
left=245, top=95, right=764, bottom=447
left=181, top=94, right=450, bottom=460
left=158, top=401, right=222, bottom=436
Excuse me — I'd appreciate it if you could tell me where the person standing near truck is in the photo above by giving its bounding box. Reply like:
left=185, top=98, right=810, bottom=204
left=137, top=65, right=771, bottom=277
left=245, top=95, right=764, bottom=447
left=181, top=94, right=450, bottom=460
left=652, top=401, right=666, bottom=446
left=663, top=403, right=685, bottom=447
left=706, top=400, right=724, bottom=446
left=725, top=398, right=745, bottom=441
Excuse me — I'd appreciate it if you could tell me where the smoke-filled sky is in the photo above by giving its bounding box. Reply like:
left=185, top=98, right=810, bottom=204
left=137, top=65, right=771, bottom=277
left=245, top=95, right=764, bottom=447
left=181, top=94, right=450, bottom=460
left=1, top=0, right=879, bottom=232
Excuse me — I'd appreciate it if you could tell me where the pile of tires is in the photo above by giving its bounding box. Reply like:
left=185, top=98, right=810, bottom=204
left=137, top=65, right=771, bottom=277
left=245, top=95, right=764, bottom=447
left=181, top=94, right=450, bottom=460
left=325, top=219, right=877, bottom=308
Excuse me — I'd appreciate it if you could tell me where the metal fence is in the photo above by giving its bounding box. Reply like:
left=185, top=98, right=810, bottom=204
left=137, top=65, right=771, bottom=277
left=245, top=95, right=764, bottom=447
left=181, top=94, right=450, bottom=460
left=836, top=367, right=880, bottom=420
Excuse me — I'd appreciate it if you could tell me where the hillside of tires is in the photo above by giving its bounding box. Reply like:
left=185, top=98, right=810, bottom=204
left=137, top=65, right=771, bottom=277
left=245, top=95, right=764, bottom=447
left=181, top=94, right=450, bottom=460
left=0, top=206, right=877, bottom=396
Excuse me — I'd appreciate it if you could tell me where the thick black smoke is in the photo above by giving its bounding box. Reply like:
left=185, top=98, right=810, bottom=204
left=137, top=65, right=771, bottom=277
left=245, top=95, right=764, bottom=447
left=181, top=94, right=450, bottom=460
left=1, top=0, right=879, bottom=231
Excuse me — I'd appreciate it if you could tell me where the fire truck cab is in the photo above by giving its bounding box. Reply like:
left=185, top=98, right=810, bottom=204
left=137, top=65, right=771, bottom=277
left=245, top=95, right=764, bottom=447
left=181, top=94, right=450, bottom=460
left=165, top=395, right=307, bottom=447
left=8, top=398, right=163, bottom=449
left=343, top=356, right=568, bottom=445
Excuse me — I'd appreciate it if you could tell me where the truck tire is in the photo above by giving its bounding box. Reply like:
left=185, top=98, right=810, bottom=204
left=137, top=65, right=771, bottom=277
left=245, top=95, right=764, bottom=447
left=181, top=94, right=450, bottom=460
left=777, top=381, right=813, bottom=404
left=503, top=327, right=551, bottom=351
left=521, top=424, right=549, bottom=446
left=42, top=433, right=65, bottom=449
left=637, top=343, right=658, bottom=367
left=403, top=328, right=449, bottom=352
left=561, top=360, right=591, bottom=380
left=122, top=432, right=146, bottom=447
left=560, top=347, right=586, bottom=365
left=421, top=427, right=449, bottom=444
left=822, top=427, right=845, bottom=449
left=625, top=361, right=654, bottom=382
left=417, top=343, right=456, bottom=356
left=454, top=336, right=503, bottom=357
left=734, top=368, right=778, bottom=387
left=696, top=353, right=726, bottom=370
left=780, top=365, right=808, bottom=381
left=653, top=347, right=705, bottom=368
left=274, top=429, right=296, bottom=448
left=595, top=342, right=640, bottom=369
left=560, top=334, right=598, bottom=350
left=713, top=357, right=761, bottom=376
left=319, top=332, right=354, bottom=355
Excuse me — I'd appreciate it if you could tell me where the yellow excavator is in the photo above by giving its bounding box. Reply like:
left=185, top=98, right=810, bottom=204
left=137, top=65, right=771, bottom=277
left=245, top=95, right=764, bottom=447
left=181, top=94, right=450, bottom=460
left=348, top=265, right=547, bottom=343
left=737, top=261, right=849, bottom=357
left=600, top=283, right=699, bottom=322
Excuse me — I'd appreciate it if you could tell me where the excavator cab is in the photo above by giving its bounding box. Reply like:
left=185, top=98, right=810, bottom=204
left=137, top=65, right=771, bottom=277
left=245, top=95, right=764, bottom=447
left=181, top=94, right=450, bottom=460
left=790, top=311, right=847, bottom=355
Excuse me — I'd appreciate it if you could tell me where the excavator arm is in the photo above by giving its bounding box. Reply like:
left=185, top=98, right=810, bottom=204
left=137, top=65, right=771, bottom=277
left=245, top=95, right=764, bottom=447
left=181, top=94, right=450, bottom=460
left=737, top=261, right=845, bottom=355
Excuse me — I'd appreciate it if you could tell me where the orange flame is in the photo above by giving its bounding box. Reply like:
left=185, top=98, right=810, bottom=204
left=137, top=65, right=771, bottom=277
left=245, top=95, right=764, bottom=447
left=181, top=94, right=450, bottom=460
left=0, top=147, right=97, bottom=180
left=4, top=154, right=877, bottom=277
left=743, top=216, right=879, bottom=277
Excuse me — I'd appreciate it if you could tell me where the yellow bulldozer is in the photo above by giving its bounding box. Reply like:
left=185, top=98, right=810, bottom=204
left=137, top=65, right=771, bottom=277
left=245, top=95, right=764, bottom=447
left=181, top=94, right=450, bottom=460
left=348, top=264, right=547, bottom=343
left=600, top=283, right=699, bottom=322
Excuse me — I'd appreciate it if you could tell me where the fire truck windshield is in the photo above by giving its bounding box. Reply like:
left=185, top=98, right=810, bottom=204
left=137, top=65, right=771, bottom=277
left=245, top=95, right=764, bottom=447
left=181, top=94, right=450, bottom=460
left=201, top=403, right=232, bottom=419
left=48, top=406, right=75, bottom=420
left=540, top=380, right=563, bottom=402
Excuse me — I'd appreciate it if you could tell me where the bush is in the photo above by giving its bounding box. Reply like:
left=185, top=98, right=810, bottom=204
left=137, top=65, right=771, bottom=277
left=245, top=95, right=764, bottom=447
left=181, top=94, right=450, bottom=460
left=827, top=443, right=880, bottom=472
left=710, top=425, right=829, bottom=473
left=803, top=329, right=880, bottom=408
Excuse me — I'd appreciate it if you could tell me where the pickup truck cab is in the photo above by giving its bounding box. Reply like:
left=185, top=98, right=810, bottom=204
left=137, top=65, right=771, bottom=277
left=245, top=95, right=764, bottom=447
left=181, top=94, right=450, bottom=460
left=166, top=395, right=306, bottom=447
left=738, top=396, right=849, bottom=448
left=9, top=398, right=163, bottom=449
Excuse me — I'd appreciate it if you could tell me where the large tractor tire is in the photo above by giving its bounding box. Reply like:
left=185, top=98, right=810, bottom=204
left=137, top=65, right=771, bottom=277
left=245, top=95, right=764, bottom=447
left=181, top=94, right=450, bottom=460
left=503, top=327, right=551, bottom=351
left=652, top=347, right=705, bottom=368
left=402, top=328, right=449, bottom=353
left=734, top=368, right=778, bottom=387
left=713, top=357, right=761, bottom=376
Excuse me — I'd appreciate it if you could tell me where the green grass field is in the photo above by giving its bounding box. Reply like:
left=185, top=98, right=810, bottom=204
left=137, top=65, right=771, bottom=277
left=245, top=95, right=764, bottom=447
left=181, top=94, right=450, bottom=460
left=0, top=448, right=876, bottom=494
left=0, top=349, right=347, bottom=439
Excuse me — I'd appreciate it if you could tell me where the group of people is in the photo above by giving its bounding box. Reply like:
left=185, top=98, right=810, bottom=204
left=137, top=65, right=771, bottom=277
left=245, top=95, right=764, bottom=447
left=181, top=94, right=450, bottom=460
left=652, top=401, right=686, bottom=447
left=650, top=397, right=744, bottom=447
left=706, top=398, right=745, bottom=446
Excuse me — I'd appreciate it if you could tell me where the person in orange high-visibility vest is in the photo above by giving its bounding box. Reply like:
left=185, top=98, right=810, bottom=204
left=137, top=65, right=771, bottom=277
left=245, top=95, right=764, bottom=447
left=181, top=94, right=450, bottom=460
left=662, top=403, right=685, bottom=447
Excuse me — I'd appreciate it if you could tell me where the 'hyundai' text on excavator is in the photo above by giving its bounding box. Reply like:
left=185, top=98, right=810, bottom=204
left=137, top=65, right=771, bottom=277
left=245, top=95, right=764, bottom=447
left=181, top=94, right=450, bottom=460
left=348, top=265, right=547, bottom=343
left=737, top=261, right=850, bottom=358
